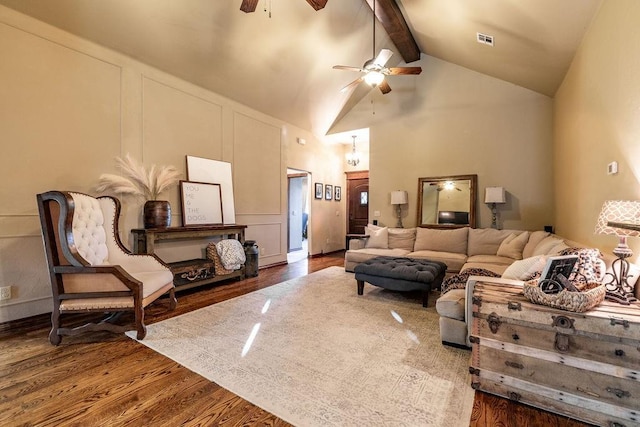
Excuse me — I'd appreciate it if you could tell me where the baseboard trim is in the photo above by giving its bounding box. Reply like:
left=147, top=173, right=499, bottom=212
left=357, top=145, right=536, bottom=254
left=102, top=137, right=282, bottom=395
left=310, top=249, right=344, bottom=259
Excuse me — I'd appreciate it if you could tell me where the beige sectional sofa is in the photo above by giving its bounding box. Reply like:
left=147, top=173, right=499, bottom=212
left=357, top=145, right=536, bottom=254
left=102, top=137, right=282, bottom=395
left=345, top=225, right=624, bottom=348
left=345, top=225, right=551, bottom=276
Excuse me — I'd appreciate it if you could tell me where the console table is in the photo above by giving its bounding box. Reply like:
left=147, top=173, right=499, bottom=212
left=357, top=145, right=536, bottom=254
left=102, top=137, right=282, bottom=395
left=131, top=225, right=247, bottom=291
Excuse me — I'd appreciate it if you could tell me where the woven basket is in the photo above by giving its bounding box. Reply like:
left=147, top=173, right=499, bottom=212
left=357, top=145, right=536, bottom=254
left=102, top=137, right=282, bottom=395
left=523, top=280, right=605, bottom=313
left=206, top=243, right=235, bottom=276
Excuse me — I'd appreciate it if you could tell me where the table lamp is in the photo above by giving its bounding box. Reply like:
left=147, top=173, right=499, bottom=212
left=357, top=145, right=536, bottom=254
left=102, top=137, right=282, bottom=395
left=485, top=187, right=506, bottom=229
left=391, top=191, right=408, bottom=228
left=594, top=200, right=640, bottom=304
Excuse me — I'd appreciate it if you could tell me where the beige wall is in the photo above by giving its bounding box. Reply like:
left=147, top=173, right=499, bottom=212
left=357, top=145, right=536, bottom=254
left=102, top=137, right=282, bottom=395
left=0, top=6, right=344, bottom=322
left=554, top=0, right=640, bottom=260
left=334, top=55, right=555, bottom=230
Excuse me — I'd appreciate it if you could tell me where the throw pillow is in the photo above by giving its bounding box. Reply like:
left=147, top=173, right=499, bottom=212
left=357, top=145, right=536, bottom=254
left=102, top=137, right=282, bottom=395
left=532, top=236, right=565, bottom=256
left=502, top=255, right=547, bottom=280
left=496, top=231, right=530, bottom=260
left=556, top=247, right=604, bottom=286
left=365, top=227, right=388, bottom=249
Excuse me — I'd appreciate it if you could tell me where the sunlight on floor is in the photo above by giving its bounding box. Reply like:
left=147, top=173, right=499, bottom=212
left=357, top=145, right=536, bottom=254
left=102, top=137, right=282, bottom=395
left=287, top=238, right=308, bottom=264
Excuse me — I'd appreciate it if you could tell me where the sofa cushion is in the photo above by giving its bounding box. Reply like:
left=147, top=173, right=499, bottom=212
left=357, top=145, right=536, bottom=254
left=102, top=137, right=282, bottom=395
left=466, top=254, right=514, bottom=265
left=501, top=255, right=548, bottom=280
left=496, top=231, right=529, bottom=260
left=461, top=262, right=509, bottom=276
left=522, top=231, right=550, bottom=259
left=346, top=248, right=411, bottom=264
left=414, top=227, right=468, bottom=253
left=532, top=235, right=566, bottom=256
left=365, top=226, right=388, bottom=249
left=467, top=228, right=518, bottom=256
left=435, top=289, right=466, bottom=321
left=388, top=227, right=417, bottom=251
left=408, top=250, right=467, bottom=272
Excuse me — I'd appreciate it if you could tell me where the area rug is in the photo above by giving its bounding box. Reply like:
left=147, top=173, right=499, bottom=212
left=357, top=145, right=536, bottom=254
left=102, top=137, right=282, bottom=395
left=127, top=266, right=474, bottom=426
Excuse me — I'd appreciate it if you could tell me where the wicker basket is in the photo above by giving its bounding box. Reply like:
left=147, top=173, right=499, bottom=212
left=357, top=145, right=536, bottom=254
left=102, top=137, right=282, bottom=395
left=206, top=243, right=235, bottom=275
left=523, top=280, right=605, bottom=313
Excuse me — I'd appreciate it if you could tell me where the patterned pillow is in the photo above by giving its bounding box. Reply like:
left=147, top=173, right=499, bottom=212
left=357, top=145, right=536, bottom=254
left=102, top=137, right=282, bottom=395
left=441, top=268, right=501, bottom=294
left=556, top=247, right=604, bottom=285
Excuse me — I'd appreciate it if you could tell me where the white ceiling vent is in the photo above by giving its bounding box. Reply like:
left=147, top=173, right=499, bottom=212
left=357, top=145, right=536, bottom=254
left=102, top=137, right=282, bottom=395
left=477, top=32, right=494, bottom=46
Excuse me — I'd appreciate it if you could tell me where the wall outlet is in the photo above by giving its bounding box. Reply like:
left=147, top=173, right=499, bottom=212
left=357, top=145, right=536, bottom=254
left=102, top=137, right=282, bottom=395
left=326, top=238, right=330, bottom=244
left=260, top=247, right=265, bottom=256
left=0, top=286, right=11, bottom=301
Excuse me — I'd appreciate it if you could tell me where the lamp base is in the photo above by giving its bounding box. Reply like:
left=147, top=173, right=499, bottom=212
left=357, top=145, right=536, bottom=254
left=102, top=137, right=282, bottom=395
left=395, top=205, right=403, bottom=228
left=604, top=255, right=637, bottom=305
left=490, top=203, right=498, bottom=229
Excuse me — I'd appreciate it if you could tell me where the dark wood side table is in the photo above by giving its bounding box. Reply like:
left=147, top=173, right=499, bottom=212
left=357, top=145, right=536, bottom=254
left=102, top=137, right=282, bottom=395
left=131, top=225, right=248, bottom=291
left=345, top=233, right=368, bottom=249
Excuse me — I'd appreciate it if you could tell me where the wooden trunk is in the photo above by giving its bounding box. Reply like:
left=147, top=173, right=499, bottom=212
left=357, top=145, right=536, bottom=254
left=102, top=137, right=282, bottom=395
left=470, top=280, right=640, bottom=427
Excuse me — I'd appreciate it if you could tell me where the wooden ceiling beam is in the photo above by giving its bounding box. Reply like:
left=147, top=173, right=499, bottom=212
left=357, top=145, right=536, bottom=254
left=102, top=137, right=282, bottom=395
left=365, top=0, right=421, bottom=64
left=306, top=0, right=328, bottom=11
left=240, top=0, right=259, bottom=13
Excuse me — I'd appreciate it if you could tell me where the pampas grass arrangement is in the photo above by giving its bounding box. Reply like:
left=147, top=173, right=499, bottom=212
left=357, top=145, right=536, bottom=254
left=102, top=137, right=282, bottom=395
left=96, top=154, right=181, bottom=200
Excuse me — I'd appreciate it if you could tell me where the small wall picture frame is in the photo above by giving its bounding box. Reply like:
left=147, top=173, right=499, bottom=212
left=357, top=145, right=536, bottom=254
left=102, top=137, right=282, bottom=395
left=334, top=186, right=341, bottom=201
left=180, top=180, right=223, bottom=226
left=325, top=184, right=333, bottom=200
left=315, top=183, right=323, bottom=199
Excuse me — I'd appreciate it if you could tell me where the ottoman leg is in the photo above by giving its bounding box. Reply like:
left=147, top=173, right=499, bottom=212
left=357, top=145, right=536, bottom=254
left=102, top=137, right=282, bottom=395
left=357, top=280, right=364, bottom=295
left=422, top=288, right=430, bottom=307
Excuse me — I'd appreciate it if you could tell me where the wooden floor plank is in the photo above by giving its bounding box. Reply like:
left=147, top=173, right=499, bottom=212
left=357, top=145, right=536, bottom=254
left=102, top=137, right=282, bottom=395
left=0, top=252, right=594, bottom=426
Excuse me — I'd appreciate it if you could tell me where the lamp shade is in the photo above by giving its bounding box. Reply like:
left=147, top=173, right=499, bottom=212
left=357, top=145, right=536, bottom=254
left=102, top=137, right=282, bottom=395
left=594, top=200, right=640, bottom=237
left=390, top=191, right=408, bottom=205
left=485, top=187, right=506, bottom=204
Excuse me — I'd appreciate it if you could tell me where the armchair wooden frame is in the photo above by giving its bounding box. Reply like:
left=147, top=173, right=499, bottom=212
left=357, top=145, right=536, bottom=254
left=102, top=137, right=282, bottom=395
left=37, top=191, right=177, bottom=345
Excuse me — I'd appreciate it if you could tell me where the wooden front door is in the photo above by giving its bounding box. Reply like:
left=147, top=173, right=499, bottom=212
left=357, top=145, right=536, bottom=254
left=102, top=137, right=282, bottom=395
left=346, top=172, right=369, bottom=234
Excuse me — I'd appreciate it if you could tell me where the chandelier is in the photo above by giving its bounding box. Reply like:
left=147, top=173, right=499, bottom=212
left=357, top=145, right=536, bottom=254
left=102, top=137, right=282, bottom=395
left=346, top=135, right=361, bottom=167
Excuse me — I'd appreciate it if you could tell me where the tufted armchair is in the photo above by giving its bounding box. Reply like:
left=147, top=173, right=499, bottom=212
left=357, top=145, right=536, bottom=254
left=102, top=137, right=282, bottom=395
left=37, top=191, right=177, bottom=345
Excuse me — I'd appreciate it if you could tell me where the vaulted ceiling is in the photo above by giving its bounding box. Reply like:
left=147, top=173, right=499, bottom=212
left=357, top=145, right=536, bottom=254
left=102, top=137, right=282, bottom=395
left=0, top=0, right=602, bottom=139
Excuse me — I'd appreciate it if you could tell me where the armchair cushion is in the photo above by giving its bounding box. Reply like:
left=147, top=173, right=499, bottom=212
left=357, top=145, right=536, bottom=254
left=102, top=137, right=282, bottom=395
left=71, top=192, right=108, bottom=265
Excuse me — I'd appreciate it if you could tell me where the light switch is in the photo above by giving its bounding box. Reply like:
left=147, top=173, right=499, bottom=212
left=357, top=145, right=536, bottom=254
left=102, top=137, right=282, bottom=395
left=608, top=161, right=618, bottom=175
left=374, top=211, right=381, bottom=217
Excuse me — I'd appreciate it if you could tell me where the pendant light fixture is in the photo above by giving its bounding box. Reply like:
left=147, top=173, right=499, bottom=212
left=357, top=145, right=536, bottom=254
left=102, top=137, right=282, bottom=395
left=346, top=135, right=361, bottom=167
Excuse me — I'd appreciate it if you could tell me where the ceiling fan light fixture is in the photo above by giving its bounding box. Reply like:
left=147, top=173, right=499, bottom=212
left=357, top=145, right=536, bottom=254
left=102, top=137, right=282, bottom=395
left=364, top=71, right=384, bottom=87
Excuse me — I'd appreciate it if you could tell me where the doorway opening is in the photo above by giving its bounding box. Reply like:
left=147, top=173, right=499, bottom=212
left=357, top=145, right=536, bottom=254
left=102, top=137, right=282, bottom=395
left=287, top=168, right=311, bottom=264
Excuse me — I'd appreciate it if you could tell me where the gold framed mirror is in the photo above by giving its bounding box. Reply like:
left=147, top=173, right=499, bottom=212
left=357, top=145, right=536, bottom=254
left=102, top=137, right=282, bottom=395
left=417, top=174, right=477, bottom=228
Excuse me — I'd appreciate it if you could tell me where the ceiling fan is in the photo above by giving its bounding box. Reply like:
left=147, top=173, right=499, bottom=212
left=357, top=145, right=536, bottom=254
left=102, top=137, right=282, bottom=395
left=332, top=0, right=421, bottom=94
left=240, top=0, right=327, bottom=13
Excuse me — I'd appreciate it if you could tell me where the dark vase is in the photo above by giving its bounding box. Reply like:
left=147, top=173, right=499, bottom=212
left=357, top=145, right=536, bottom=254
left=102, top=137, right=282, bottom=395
left=144, top=200, right=171, bottom=229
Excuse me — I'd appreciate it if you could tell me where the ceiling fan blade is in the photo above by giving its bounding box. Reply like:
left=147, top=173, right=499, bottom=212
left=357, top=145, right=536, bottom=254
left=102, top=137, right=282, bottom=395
left=378, top=80, right=392, bottom=94
left=340, top=77, right=364, bottom=93
left=240, top=0, right=259, bottom=13
left=373, top=49, right=393, bottom=67
left=333, top=65, right=364, bottom=72
left=387, top=67, right=422, bottom=75
left=306, top=0, right=328, bottom=10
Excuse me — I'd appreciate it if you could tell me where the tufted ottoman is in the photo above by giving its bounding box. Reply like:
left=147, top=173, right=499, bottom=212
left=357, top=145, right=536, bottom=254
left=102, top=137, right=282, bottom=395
left=354, top=257, right=447, bottom=307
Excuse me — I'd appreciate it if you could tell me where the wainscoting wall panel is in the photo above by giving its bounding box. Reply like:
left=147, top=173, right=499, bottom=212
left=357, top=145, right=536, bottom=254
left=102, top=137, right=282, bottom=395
left=233, top=112, right=282, bottom=215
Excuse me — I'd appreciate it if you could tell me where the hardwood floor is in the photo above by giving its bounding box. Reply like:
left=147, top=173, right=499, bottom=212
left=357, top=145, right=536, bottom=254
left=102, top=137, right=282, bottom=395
left=0, top=252, right=592, bottom=426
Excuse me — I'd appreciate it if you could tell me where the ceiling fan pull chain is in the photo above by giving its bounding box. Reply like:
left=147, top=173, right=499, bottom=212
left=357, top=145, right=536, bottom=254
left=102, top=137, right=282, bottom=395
left=263, top=0, right=271, bottom=18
